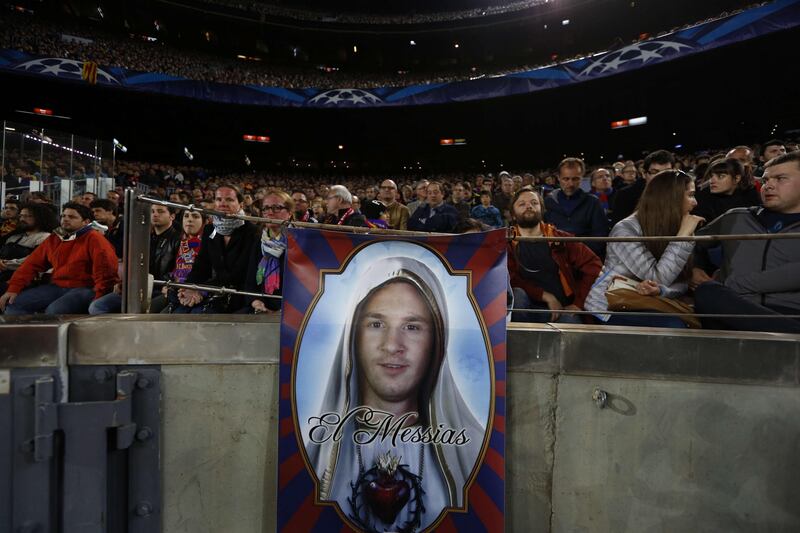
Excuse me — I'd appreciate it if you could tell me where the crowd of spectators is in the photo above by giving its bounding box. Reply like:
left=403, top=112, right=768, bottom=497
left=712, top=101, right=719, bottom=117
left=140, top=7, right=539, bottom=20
left=200, top=0, right=551, bottom=25
left=0, top=4, right=764, bottom=89
left=2, top=138, right=799, bottom=333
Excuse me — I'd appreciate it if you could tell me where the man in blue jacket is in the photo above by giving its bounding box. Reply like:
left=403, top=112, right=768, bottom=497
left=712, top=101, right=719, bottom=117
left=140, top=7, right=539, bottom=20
left=544, top=158, right=608, bottom=257
left=408, top=181, right=459, bottom=233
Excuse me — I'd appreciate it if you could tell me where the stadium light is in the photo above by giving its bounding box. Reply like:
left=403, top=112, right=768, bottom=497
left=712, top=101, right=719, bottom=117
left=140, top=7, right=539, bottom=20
left=184, top=147, right=194, bottom=161
left=409, top=40, right=416, bottom=46
left=113, top=138, right=128, bottom=153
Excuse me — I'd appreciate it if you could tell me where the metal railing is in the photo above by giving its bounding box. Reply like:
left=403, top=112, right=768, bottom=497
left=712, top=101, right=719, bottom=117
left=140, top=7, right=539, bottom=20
left=122, top=192, right=800, bottom=323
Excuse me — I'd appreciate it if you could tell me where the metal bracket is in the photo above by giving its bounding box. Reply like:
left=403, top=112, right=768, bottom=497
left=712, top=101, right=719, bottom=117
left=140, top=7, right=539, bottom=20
left=592, top=387, right=609, bottom=409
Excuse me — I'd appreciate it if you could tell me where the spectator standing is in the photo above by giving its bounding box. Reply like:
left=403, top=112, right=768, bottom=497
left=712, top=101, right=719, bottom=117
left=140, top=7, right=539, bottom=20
left=544, top=158, right=609, bottom=257
left=508, top=187, right=602, bottom=323
left=407, top=181, right=459, bottom=233
left=1, top=202, right=118, bottom=314
left=692, top=152, right=800, bottom=333
left=584, top=171, right=705, bottom=328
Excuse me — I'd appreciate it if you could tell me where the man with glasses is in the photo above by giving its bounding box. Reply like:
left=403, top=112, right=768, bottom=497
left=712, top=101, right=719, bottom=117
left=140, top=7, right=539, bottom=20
left=610, top=150, right=675, bottom=226
left=692, top=151, right=800, bottom=333
left=291, top=190, right=317, bottom=223
left=378, top=179, right=409, bottom=230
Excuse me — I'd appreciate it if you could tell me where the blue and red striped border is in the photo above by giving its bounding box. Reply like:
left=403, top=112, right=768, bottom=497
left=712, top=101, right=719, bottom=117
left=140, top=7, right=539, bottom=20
left=278, top=228, right=507, bottom=532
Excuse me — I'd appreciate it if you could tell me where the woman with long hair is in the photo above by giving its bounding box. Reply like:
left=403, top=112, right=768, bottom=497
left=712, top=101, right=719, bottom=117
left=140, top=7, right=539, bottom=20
left=240, top=189, right=294, bottom=314
left=693, top=157, right=761, bottom=222
left=585, top=170, right=705, bottom=327
left=156, top=209, right=206, bottom=313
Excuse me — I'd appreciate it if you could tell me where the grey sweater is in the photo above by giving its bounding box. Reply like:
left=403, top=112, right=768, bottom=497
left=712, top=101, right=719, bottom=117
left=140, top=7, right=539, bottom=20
left=585, top=215, right=694, bottom=320
left=695, top=207, right=800, bottom=311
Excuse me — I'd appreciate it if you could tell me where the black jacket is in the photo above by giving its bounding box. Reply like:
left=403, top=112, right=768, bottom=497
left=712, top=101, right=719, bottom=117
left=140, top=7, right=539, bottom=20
left=544, top=189, right=609, bottom=257
left=692, top=186, right=762, bottom=223
left=324, top=209, right=367, bottom=227
left=186, top=221, right=259, bottom=310
left=407, top=203, right=459, bottom=233
left=149, top=225, right=181, bottom=282
left=610, top=179, right=646, bottom=226
left=106, top=217, right=125, bottom=259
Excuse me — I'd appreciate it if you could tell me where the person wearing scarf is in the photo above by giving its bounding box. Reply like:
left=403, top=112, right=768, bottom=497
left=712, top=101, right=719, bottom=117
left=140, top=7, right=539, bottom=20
left=241, top=190, right=294, bottom=314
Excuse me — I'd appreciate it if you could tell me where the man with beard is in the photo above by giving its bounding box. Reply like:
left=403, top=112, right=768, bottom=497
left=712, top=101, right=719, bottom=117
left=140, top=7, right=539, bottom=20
left=291, top=190, right=318, bottom=223
left=508, top=187, right=601, bottom=323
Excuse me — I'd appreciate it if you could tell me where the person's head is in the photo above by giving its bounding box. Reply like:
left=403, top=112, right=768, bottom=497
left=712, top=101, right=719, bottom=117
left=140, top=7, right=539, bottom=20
left=311, top=197, right=325, bottom=218
left=106, top=190, right=121, bottom=204
left=379, top=179, right=398, bottom=204
left=1, top=199, right=20, bottom=220
left=762, top=152, right=800, bottom=214
left=636, top=170, right=696, bottom=260
left=762, top=139, right=787, bottom=163
left=215, top=184, right=244, bottom=214
left=643, top=150, right=675, bottom=182
left=480, top=191, right=492, bottom=207
left=168, top=192, right=182, bottom=204
left=557, top=158, right=585, bottom=196
left=80, top=192, right=97, bottom=207
left=192, top=188, right=204, bottom=202
left=60, top=202, right=92, bottom=232
left=511, top=187, right=544, bottom=228
left=501, top=176, right=514, bottom=194
left=181, top=209, right=205, bottom=237
left=454, top=218, right=491, bottom=234
left=150, top=203, right=176, bottom=230
left=426, top=181, right=444, bottom=208
left=361, top=199, right=387, bottom=222
left=703, top=158, right=748, bottom=195
left=327, top=185, right=353, bottom=213
left=513, top=175, right=524, bottom=191
left=364, top=185, right=378, bottom=201
left=262, top=190, right=294, bottom=231
left=621, top=163, right=638, bottom=184
left=18, top=203, right=58, bottom=233
left=591, top=168, right=612, bottom=192
left=90, top=199, right=119, bottom=226
left=355, top=279, right=436, bottom=415
left=351, top=195, right=361, bottom=212
left=522, top=173, right=534, bottom=186
left=414, top=180, right=429, bottom=202
left=451, top=182, right=466, bottom=203
left=28, top=192, right=51, bottom=205
left=291, top=190, right=309, bottom=216
left=726, top=145, right=754, bottom=166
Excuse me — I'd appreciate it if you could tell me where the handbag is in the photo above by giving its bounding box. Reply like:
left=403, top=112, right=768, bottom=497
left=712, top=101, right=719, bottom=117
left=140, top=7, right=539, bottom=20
left=605, top=275, right=701, bottom=328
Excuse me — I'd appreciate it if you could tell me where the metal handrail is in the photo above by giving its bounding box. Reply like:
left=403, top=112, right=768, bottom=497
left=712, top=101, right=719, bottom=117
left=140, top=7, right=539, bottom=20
left=136, top=195, right=800, bottom=243
left=152, top=280, right=282, bottom=300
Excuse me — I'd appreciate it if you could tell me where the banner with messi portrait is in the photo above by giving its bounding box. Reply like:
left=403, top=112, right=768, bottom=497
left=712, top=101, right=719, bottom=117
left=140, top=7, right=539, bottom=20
left=277, top=227, right=507, bottom=532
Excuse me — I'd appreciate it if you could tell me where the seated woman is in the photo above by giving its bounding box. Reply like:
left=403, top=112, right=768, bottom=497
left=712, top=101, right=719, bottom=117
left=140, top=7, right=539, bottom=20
left=156, top=209, right=205, bottom=313
left=693, top=157, right=761, bottom=223
left=239, top=190, right=293, bottom=314
left=585, top=170, right=705, bottom=328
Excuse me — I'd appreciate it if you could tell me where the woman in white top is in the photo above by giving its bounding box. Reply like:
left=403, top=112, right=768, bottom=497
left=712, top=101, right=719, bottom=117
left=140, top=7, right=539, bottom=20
left=585, top=170, right=705, bottom=327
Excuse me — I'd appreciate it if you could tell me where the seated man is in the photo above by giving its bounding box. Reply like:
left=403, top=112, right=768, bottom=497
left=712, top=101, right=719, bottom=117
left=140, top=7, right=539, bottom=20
left=407, top=181, right=459, bottom=233
left=323, top=185, right=367, bottom=227
left=90, top=198, right=124, bottom=259
left=692, top=151, right=800, bottom=333
left=544, top=158, right=609, bottom=257
left=0, top=203, right=59, bottom=293
left=173, top=184, right=259, bottom=313
left=508, top=187, right=602, bottom=323
left=0, top=202, right=118, bottom=314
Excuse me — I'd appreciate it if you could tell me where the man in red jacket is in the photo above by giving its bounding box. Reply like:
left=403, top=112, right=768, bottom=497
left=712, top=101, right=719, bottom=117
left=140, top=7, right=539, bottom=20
left=508, top=187, right=602, bottom=323
left=0, top=202, right=118, bottom=314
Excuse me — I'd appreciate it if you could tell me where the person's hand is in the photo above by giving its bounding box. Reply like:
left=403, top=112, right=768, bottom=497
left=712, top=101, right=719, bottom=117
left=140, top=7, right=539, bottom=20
left=564, top=304, right=581, bottom=312
left=161, top=285, right=169, bottom=296
left=636, top=279, right=660, bottom=296
left=0, top=260, right=7, bottom=271
left=689, top=268, right=712, bottom=291
left=178, top=288, right=202, bottom=307
left=678, top=214, right=705, bottom=236
left=113, top=283, right=122, bottom=295
left=251, top=300, right=267, bottom=314
left=541, top=291, right=562, bottom=321
left=0, top=291, right=18, bottom=312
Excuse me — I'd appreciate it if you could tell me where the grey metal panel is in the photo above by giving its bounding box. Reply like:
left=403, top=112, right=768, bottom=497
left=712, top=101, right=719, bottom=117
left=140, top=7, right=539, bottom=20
left=550, top=375, right=800, bottom=532
left=0, top=318, right=73, bottom=368
left=68, top=315, right=281, bottom=365
left=161, top=364, right=278, bottom=533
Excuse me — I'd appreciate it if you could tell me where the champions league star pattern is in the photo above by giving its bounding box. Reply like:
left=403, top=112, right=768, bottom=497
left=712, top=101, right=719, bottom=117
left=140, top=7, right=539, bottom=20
left=0, top=0, right=798, bottom=107
left=277, top=228, right=508, bottom=532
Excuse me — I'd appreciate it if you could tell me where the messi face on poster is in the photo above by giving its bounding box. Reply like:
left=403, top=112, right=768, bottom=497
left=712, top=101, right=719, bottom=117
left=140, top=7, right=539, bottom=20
left=293, top=241, right=494, bottom=532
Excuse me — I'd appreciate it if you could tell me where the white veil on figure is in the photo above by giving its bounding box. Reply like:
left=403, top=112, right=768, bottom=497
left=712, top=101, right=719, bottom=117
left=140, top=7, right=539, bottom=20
left=304, top=253, right=487, bottom=514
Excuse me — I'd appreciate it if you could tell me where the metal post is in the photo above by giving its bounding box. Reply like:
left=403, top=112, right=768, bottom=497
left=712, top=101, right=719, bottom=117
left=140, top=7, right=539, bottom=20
left=122, top=189, right=151, bottom=313
left=112, top=143, right=116, bottom=185
left=59, top=178, right=74, bottom=212
left=69, top=134, right=74, bottom=179
left=1, top=120, right=6, bottom=204
left=39, top=128, right=45, bottom=185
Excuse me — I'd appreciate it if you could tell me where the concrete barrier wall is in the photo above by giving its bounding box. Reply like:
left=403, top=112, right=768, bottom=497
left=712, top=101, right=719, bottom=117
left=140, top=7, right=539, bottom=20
left=3, top=316, right=799, bottom=532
